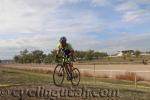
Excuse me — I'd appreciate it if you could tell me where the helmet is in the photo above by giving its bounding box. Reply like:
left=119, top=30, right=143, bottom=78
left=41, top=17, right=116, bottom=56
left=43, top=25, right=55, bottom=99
left=59, top=36, right=67, bottom=43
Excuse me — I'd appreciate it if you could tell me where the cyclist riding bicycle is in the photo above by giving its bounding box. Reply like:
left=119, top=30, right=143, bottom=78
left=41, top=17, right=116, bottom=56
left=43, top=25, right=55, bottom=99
left=56, top=36, right=74, bottom=77
left=53, top=37, right=80, bottom=85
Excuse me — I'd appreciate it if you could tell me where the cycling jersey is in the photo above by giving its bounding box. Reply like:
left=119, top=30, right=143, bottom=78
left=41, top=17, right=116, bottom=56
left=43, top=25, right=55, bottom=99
left=56, top=42, right=74, bottom=61
left=57, top=42, right=73, bottom=51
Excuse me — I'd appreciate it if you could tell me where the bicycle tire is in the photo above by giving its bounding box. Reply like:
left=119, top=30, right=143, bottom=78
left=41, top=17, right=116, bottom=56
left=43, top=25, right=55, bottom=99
left=71, top=68, right=80, bottom=86
left=53, top=64, right=65, bottom=86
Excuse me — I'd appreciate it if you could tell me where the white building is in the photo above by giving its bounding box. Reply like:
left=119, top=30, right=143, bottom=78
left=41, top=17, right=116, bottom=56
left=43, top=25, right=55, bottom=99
left=116, top=50, right=134, bottom=57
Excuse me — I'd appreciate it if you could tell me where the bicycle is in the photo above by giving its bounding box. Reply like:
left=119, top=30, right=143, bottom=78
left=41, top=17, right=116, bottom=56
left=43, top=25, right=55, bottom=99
left=53, top=51, right=80, bottom=86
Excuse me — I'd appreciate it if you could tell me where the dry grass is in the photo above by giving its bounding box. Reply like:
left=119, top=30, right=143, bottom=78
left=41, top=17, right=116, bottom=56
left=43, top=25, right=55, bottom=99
left=96, top=74, right=109, bottom=78
left=115, top=72, right=144, bottom=81
left=81, top=71, right=109, bottom=78
left=81, top=71, right=94, bottom=77
left=23, top=68, right=53, bottom=74
left=46, top=70, right=53, bottom=74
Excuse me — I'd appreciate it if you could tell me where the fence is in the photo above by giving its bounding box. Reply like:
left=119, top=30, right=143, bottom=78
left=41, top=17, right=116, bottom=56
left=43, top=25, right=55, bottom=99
left=79, top=64, right=150, bottom=89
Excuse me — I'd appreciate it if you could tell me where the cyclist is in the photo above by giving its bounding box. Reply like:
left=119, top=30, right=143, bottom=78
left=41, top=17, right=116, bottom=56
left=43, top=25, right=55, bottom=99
left=56, top=36, right=74, bottom=79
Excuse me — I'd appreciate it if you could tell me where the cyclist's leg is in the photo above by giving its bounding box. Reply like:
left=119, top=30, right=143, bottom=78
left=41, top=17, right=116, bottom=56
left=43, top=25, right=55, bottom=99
left=69, top=63, right=73, bottom=71
left=69, top=62, right=74, bottom=80
left=65, top=63, right=73, bottom=80
left=65, top=64, right=71, bottom=80
left=66, top=55, right=73, bottom=72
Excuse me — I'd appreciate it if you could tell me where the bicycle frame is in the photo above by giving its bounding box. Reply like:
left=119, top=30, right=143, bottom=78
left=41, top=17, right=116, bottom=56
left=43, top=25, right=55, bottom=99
left=57, top=55, right=72, bottom=79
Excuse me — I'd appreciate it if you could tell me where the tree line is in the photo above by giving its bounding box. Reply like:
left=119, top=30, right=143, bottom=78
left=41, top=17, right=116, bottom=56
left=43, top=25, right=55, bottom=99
left=14, top=49, right=108, bottom=64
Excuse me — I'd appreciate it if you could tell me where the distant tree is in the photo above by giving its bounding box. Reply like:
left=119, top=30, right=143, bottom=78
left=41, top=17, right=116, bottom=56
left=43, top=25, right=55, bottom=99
left=74, top=50, right=86, bottom=60
left=134, top=50, right=141, bottom=58
left=51, top=49, right=57, bottom=58
left=14, top=49, right=109, bottom=64
left=43, top=56, right=50, bottom=64
left=94, top=52, right=108, bottom=58
left=122, top=53, right=127, bottom=60
left=126, top=52, right=131, bottom=60
left=74, top=50, right=108, bottom=61
left=20, top=49, right=29, bottom=63
left=31, top=50, right=45, bottom=64
left=43, top=54, right=54, bottom=64
left=14, top=55, right=19, bottom=63
left=94, top=52, right=100, bottom=59
left=20, top=49, right=28, bottom=56
left=85, top=50, right=94, bottom=60
left=25, top=53, right=33, bottom=63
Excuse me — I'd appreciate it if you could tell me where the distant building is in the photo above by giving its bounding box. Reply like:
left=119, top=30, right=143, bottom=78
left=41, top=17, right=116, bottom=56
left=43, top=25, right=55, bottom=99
left=109, top=50, right=150, bottom=57
left=116, top=51, right=123, bottom=57
left=116, top=50, right=134, bottom=57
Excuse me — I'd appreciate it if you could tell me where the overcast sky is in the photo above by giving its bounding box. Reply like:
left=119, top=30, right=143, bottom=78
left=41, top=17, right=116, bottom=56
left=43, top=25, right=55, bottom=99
left=0, top=0, right=150, bottom=59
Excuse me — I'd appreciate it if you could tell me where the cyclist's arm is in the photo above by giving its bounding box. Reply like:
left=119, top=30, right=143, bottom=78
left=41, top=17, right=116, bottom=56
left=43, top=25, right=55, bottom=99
left=56, top=49, right=61, bottom=55
left=68, top=43, right=74, bottom=56
left=56, top=43, right=61, bottom=56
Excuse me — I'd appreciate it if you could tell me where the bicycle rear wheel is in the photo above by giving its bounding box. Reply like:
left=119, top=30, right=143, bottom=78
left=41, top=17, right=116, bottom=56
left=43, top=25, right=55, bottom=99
left=71, top=68, right=80, bottom=86
left=53, top=64, right=65, bottom=86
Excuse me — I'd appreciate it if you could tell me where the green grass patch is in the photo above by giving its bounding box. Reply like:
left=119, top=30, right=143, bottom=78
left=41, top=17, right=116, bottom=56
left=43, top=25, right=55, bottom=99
left=0, top=67, right=52, bottom=85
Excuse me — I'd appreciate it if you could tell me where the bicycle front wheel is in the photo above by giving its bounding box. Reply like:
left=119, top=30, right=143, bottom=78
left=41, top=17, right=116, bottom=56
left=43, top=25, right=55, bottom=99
left=71, top=68, right=80, bottom=86
left=53, top=64, right=65, bottom=86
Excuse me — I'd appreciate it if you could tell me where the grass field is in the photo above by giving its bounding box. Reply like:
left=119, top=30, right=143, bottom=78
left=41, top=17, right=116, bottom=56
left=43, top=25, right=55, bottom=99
left=0, top=67, right=150, bottom=100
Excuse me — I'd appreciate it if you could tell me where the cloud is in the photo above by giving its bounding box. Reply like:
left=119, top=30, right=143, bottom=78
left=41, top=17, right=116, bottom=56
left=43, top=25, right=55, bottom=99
left=116, top=1, right=139, bottom=11
left=0, top=0, right=48, bottom=33
left=46, top=14, right=103, bottom=33
left=0, top=0, right=103, bottom=34
left=115, top=0, right=150, bottom=23
left=91, top=0, right=111, bottom=6
left=122, top=10, right=141, bottom=22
